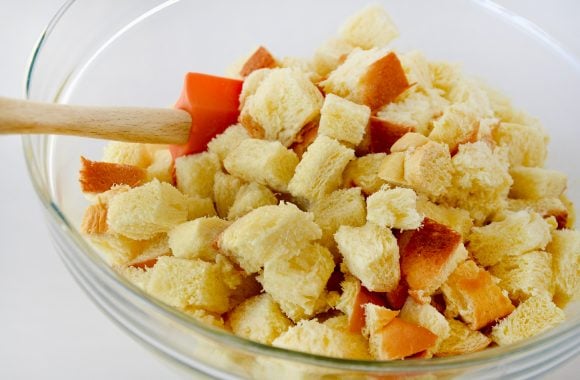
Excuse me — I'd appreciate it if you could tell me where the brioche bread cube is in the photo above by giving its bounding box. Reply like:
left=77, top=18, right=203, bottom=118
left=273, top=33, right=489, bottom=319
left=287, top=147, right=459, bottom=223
left=168, top=217, right=230, bottom=261
left=399, top=218, right=467, bottom=298
left=390, top=132, right=430, bottom=153
left=88, top=184, right=131, bottom=205
left=335, top=223, right=400, bottom=292
left=506, top=197, right=568, bottom=229
left=509, top=166, right=568, bottom=200
left=259, top=243, right=334, bottom=321
left=321, top=315, right=372, bottom=353
left=336, top=275, right=386, bottom=334
left=399, top=297, right=450, bottom=353
left=367, top=117, right=414, bottom=154
left=366, top=186, right=422, bottom=230
left=218, top=203, right=321, bottom=273
left=399, top=50, right=433, bottom=92
left=224, top=139, right=299, bottom=192
left=362, top=304, right=399, bottom=336
left=489, top=250, right=553, bottom=303
left=435, top=319, right=491, bottom=357
left=227, top=273, right=262, bottom=311
left=492, top=122, right=548, bottom=167
left=342, top=153, right=388, bottom=195
left=429, top=103, right=479, bottom=154
left=239, top=46, right=278, bottom=77
left=89, top=233, right=146, bottom=265
left=126, top=234, right=171, bottom=269
left=228, top=294, right=293, bottom=344
left=228, top=182, right=278, bottom=220
left=468, top=210, right=552, bottom=267
left=146, top=256, right=231, bottom=313
left=404, top=141, right=452, bottom=200
left=186, top=195, right=217, bottom=220
left=207, top=124, right=250, bottom=164
left=146, top=149, right=173, bottom=183
left=289, top=120, right=319, bottom=159
left=213, top=172, right=246, bottom=218
left=79, top=157, right=146, bottom=194
left=103, top=141, right=152, bottom=169
left=107, top=179, right=188, bottom=240
left=279, top=56, right=321, bottom=83
left=339, top=4, right=398, bottom=49
left=240, top=68, right=324, bottom=146
left=114, top=265, right=152, bottom=291
left=447, top=77, right=494, bottom=119
left=239, top=68, right=272, bottom=110
left=416, top=197, right=473, bottom=238
left=430, top=61, right=462, bottom=97
left=174, top=152, right=221, bottom=198
left=183, top=308, right=226, bottom=330
left=441, top=260, right=514, bottom=330
left=318, top=94, right=370, bottom=146
left=312, top=38, right=355, bottom=79
left=547, top=229, right=580, bottom=306
left=288, top=136, right=355, bottom=202
left=491, top=295, right=565, bottom=345
left=377, top=152, right=407, bottom=187
left=81, top=203, right=109, bottom=234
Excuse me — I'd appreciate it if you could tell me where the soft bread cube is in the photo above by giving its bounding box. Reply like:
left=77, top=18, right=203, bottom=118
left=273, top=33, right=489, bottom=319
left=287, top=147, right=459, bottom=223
left=363, top=304, right=399, bottom=337
left=468, top=210, right=552, bottom=267
left=278, top=56, right=321, bottom=83
left=336, top=275, right=386, bottom=334
left=404, top=141, right=453, bottom=200
left=227, top=182, right=278, bottom=220
left=79, top=157, right=146, bottom=194
left=509, top=166, right=568, bottom=200
left=441, top=260, right=514, bottom=330
left=506, top=197, right=568, bottom=229
left=224, top=139, right=299, bottom=192
left=435, top=319, right=491, bottom=357
left=368, top=117, right=414, bottom=154
left=228, top=294, right=293, bottom=344
left=89, top=233, right=146, bottom=266
left=240, top=68, right=324, bottom=146
left=334, top=223, right=400, bottom=292
left=114, top=265, right=152, bottom=291
left=416, top=197, right=473, bottom=239
left=447, top=78, right=494, bottom=119
left=81, top=203, right=109, bottom=235
left=312, top=38, right=355, bottom=79
left=491, top=295, right=565, bottom=346
left=492, top=122, right=548, bottom=167
left=239, top=68, right=272, bottom=110
left=168, top=217, right=230, bottom=261
left=228, top=274, right=262, bottom=311
left=342, top=153, right=388, bottom=195
left=174, top=152, right=221, bottom=198
left=318, top=94, right=370, bottom=145
left=146, top=149, right=173, bottom=183
left=239, top=46, right=278, bottom=77
left=107, top=179, right=188, bottom=240
left=288, top=136, right=355, bottom=202
left=207, top=124, right=250, bottom=164
left=399, top=297, right=450, bottom=353
left=183, top=308, right=226, bottom=330
left=186, top=195, right=217, bottom=220
left=126, top=234, right=171, bottom=269
left=489, top=251, right=553, bottom=303
left=146, top=256, right=231, bottom=313
left=218, top=203, right=321, bottom=273
left=429, top=103, right=479, bottom=154
left=366, top=186, right=422, bottom=230
left=289, top=120, right=319, bottom=159
left=377, top=152, right=407, bottom=187
left=321, top=315, right=372, bottom=353
left=390, top=132, right=430, bottom=153
left=103, top=141, right=152, bottom=168
left=213, top=172, right=246, bottom=218
left=547, top=229, right=580, bottom=306
left=259, top=243, right=334, bottom=321
left=339, top=4, right=399, bottom=49
left=399, top=50, right=433, bottom=92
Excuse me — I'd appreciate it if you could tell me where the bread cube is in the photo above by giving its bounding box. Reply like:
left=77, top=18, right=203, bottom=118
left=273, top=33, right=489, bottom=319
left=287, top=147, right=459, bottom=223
left=468, top=210, right=552, bottom=267
left=547, top=229, right=580, bottom=306
left=168, top=217, right=230, bottom=261
left=278, top=56, right=321, bottom=83
left=239, top=68, right=272, bottom=110
left=227, top=273, right=262, bottom=311
left=336, top=275, right=386, bottom=334
left=224, top=139, right=299, bottom=192
left=228, top=294, right=293, bottom=344
left=103, top=141, right=152, bottom=169
left=447, top=78, right=494, bottom=119
left=429, top=103, right=479, bottom=154
left=186, top=195, right=217, bottom=220
left=183, top=308, right=226, bottom=330
left=240, top=68, right=324, bottom=146
left=441, top=260, right=514, bottom=330
left=368, top=117, right=414, bottom=154
left=312, top=38, right=354, bottom=78
left=146, top=149, right=173, bottom=183
left=399, top=50, right=433, bottom=92
left=510, top=166, right=568, bottom=200
left=79, top=157, right=146, bottom=194
left=399, top=297, right=450, bottom=353
left=227, top=182, right=278, bottom=220
left=342, top=153, right=387, bottom=195
left=318, top=94, right=370, bottom=145
left=81, top=203, right=109, bottom=234
left=416, top=197, right=473, bottom=238
left=107, top=179, right=188, bottom=240
left=114, top=265, right=152, bottom=291
left=174, top=152, right=221, bottom=198
left=89, top=233, right=146, bottom=265
left=218, top=203, right=321, bottom=273
left=366, top=186, right=422, bottom=230
left=491, top=295, right=565, bottom=346
left=377, top=152, right=407, bottom=187
left=126, top=234, right=171, bottom=269
left=239, top=46, right=278, bottom=77
left=435, top=319, right=491, bottom=357
left=339, top=4, right=399, bottom=49
left=390, top=132, right=430, bottom=153
left=207, top=124, right=250, bottom=164
left=335, top=223, right=399, bottom=292
left=506, top=197, right=568, bottom=229
left=404, top=141, right=453, bottom=200
left=213, top=172, right=245, bottom=218
left=288, top=136, right=354, bottom=202
left=492, top=122, right=548, bottom=167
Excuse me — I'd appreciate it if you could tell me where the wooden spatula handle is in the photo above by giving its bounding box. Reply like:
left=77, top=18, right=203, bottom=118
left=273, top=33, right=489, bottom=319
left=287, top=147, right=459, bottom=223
left=0, top=97, right=191, bottom=144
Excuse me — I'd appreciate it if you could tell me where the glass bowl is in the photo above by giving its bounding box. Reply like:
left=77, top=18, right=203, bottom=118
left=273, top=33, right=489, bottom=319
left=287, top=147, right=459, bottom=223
left=23, top=0, right=580, bottom=378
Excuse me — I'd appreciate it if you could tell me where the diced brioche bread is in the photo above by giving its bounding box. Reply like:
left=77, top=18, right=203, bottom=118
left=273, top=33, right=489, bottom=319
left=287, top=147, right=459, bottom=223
left=336, top=275, right=386, bottom=333
left=228, top=182, right=278, bottom=220
left=399, top=218, right=467, bottom=296
left=377, top=151, right=407, bottom=187
left=404, top=141, right=452, bottom=200
left=491, top=295, right=565, bottom=346
left=79, top=157, right=146, bottom=193
left=218, top=203, right=321, bottom=273
left=224, top=139, right=299, bottom=192
left=107, top=179, right=188, bottom=240
left=227, top=273, right=262, bottom=311
left=288, top=136, right=354, bottom=202
left=213, top=172, right=246, bottom=218
left=146, top=149, right=173, bottom=183
left=318, top=94, right=370, bottom=145
left=430, top=60, right=462, bottom=97
left=399, top=297, right=450, bottom=352
left=90, top=184, right=131, bottom=205
left=509, top=166, right=568, bottom=200
left=126, top=234, right=170, bottom=269
left=240, top=68, right=324, bottom=146
left=342, top=153, right=388, bottom=195
left=446, top=78, right=493, bottom=119
left=366, top=186, right=422, bottom=230
left=186, top=195, right=217, bottom=220
left=259, top=243, right=334, bottom=321
left=207, top=124, right=250, bottom=164
left=168, top=217, right=230, bottom=261
left=492, top=122, right=548, bottom=167
left=89, top=233, right=146, bottom=265
left=278, top=56, right=321, bottom=83
left=183, top=308, right=226, bottom=330
left=228, top=294, right=293, bottom=344
left=339, top=4, right=399, bottom=49
left=416, top=197, right=473, bottom=239
left=506, top=197, right=568, bottom=229
left=435, top=319, right=491, bottom=357
left=103, top=141, right=152, bottom=168
left=441, top=260, right=514, bottom=330
left=289, top=120, right=319, bottom=159
left=312, top=38, right=354, bottom=79
left=390, top=132, right=430, bottom=153
left=174, top=152, right=221, bottom=198
left=363, top=304, right=399, bottom=336
left=335, top=223, right=400, bottom=292
left=114, top=265, right=152, bottom=291
left=368, top=117, right=414, bottom=154
left=429, top=103, right=479, bottom=154
left=239, top=46, right=278, bottom=77
left=547, top=229, right=580, bottom=306
left=81, top=203, right=108, bottom=234
left=468, top=210, right=552, bottom=267
left=399, top=50, right=433, bottom=91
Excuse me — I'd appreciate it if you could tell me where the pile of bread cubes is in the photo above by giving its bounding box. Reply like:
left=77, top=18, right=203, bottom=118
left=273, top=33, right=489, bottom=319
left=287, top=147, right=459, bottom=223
left=79, top=5, right=579, bottom=361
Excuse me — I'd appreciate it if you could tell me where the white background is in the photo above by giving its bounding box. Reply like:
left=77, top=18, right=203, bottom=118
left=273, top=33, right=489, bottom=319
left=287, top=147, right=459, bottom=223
left=0, top=1, right=579, bottom=379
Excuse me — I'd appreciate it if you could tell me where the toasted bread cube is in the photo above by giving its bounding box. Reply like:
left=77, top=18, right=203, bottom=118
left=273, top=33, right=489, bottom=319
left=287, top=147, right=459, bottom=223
left=146, top=149, right=173, bottom=183
left=399, top=297, right=450, bottom=353
left=429, top=103, right=479, bottom=154
left=240, top=68, right=324, bottom=146
left=207, top=124, right=250, bottom=164
left=272, top=319, right=371, bottom=360
left=103, top=141, right=152, bottom=168
left=224, top=139, right=299, bottom=192
left=312, top=38, right=355, bottom=78
left=335, top=223, right=399, bottom=292
left=362, top=304, right=399, bottom=336
left=441, top=260, right=514, bottom=330
left=435, top=319, right=491, bottom=357
left=239, top=46, right=278, bottom=77
left=227, top=182, right=278, bottom=220
left=390, top=132, right=430, bottom=153
left=547, top=229, right=580, bottom=307
left=288, top=136, right=355, bottom=202
left=368, top=117, right=414, bottom=154
left=321, top=49, right=410, bottom=111
left=146, top=256, right=231, bottom=313
left=491, top=295, right=565, bottom=345
left=336, top=275, right=386, bottom=334
left=218, top=203, right=321, bottom=273
left=377, top=152, right=407, bottom=187
left=89, top=233, right=146, bottom=265
left=366, top=186, right=422, bottom=230
left=506, top=197, right=568, bottom=229
left=80, top=157, right=146, bottom=194
left=107, top=179, right=188, bottom=240
left=492, top=122, right=548, bottom=167
left=168, top=217, right=230, bottom=261
left=81, top=203, right=109, bottom=234
left=416, top=197, right=473, bottom=238
left=318, top=94, right=370, bottom=146
left=186, top=195, right=217, bottom=220
left=510, top=166, right=568, bottom=200
left=342, top=153, right=388, bottom=195
left=228, top=294, right=293, bottom=344
left=404, top=141, right=452, bottom=200
left=468, top=210, right=552, bottom=267
left=489, top=251, right=553, bottom=303
left=259, top=243, right=334, bottom=321
left=174, top=152, right=220, bottom=198
left=213, top=172, right=245, bottom=218
left=114, top=265, right=152, bottom=291
left=339, top=4, right=398, bottom=49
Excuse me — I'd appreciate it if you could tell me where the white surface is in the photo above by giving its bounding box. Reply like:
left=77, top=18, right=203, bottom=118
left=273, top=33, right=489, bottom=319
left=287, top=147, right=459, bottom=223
left=0, top=1, right=578, bottom=379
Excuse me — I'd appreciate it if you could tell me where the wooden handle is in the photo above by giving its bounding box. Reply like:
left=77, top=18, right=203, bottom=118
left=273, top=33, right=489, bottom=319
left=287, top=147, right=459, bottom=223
left=0, top=97, right=191, bottom=144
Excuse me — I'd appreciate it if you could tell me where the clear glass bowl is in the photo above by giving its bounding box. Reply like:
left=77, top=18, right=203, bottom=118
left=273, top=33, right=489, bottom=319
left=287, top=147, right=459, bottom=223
left=23, top=0, right=580, bottom=378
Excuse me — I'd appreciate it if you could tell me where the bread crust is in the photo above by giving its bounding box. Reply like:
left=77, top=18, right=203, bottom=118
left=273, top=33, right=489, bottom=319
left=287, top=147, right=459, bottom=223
left=361, top=52, right=411, bottom=110
left=79, top=157, right=146, bottom=193
left=239, top=46, right=277, bottom=77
